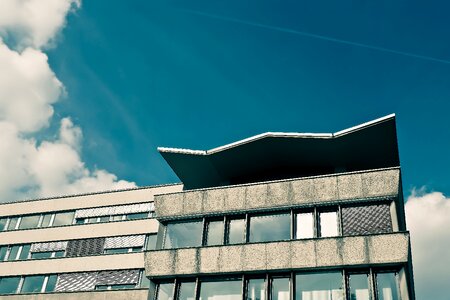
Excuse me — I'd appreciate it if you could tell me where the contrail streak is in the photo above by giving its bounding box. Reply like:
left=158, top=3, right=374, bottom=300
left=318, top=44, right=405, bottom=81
left=183, top=9, right=450, bottom=65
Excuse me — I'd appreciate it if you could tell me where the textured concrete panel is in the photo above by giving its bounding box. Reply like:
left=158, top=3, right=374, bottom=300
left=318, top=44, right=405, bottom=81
left=369, top=234, right=409, bottom=263
left=220, top=245, right=244, bottom=273
left=156, top=193, right=184, bottom=218
left=266, top=242, right=291, bottom=269
left=0, top=289, right=149, bottom=300
left=312, top=177, right=338, bottom=201
left=183, top=191, right=204, bottom=216
left=242, top=243, right=266, bottom=271
left=361, top=169, right=399, bottom=198
left=199, top=247, right=221, bottom=273
left=245, top=184, right=268, bottom=210
left=175, top=248, right=198, bottom=274
left=337, top=173, right=363, bottom=200
left=267, top=182, right=292, bottom=207
left=146, top=250, right=175, bottom=276
left=203, top=189, right=226, bottom=214
left=315, top=238, right=342, bottom=267
left=291, top=240, right=316, bottom=268
left=225, top=187, right=246, bottom=212
left=342, top=236, right=367, bottom=265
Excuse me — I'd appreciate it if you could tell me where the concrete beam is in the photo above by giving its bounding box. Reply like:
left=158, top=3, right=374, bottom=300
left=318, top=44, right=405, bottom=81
left=0, top=289, right=149, bottom=300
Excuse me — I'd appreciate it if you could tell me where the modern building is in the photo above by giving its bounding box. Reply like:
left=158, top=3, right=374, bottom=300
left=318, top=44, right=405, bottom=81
left=0, top=114, right=415, bottom=300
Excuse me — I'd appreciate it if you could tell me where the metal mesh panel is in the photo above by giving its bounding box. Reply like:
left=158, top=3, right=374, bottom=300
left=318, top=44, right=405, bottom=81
left=55, top=272, right=97, bottom=292
left=31, top=241, right=68, bottom=252
left=342, top=204, right=392, bottom=236
left=65, top=238, right=105, bottom=257
left=104, top=235, right=145, bottom=249
left=75, top=202, right=153, bottom=218
left=96, top=269, right=140, bottom=285
left=75, top=206, right=114, bottom=218
left=113, top=203, right=152, bottom=215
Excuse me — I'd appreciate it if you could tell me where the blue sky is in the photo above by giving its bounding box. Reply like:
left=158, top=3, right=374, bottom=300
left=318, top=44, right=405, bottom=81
left=47, top=0, right=450, bottom=195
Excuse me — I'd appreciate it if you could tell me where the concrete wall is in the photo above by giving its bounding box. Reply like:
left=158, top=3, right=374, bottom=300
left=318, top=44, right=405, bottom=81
left=145, top=232, right=409, bottom=277
left=155, top=168, right=400, bottom=220
left=0, top=289, right=149, bottom=300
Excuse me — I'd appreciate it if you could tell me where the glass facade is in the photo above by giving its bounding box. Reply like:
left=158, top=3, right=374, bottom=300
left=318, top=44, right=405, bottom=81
left=18, top=244, right=30, bottom=260
left=376, top=273, right=399, bottom=300
left=164, top=221, right=203, bottom=249
left=21, top=275, right=45, bottom=293
left=146, top=234, right=158, bottom=250
left=249, top=213, right=290, bottom=243
left=0, top=277, right=20, bottom=294
left=18, top=215, right=40, bottom=230
left=227, top=218, right=246, bottom=244
left=199, top=280, right=242, bottom=300
left=7, top=245, right=20, bottom=261
left=295, top=272, right=344, bottom=300
left=31, top=252, right=52, bottom=259
left=319, top=211, right=339, bottom=237
left=7, top=217, right=19, bottom=230
left=178, top=282, right=196, bottom=300
left=206, top=220, right=224, bottom=246
left=41, top=213, right=53, bottom=227
left=0, top=218, right=6, bottom=231
left=271, top=278, right=290, bottom=300
left=45, top=275, right=58, bottom=292
left=296, top=212, right=314, bottom=239
left=52, top=212, right=75, bottom=227
left=126, top=212, right=148, bottom=220
left=0, top=246, right=7, bottom=260
left=158, top=283, right=175, bottom=300
left=348, top=274, right=370, bottom=300
left=246, top=278, right=266, bottom=300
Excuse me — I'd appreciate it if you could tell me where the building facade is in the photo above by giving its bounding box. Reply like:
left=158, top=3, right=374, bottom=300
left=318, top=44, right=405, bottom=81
left=0, top=114, right=415, bottom=299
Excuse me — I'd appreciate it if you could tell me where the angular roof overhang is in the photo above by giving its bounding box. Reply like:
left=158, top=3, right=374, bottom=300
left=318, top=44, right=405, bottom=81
left=158, top=114, right=400, bottom=190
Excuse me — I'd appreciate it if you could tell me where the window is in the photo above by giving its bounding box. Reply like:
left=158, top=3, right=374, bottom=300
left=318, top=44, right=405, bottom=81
left=0, top=276, right=20, bottom=294
left=140, top=272, right=151, bottom=288
left=54, top=250, right=65, bottom=258
left=0, top=218, right=7, bottom=231
left=96, top=284, right=136, bottom=290
left=45, top=275, right=57, bottom=292
left=296, top=212, right=314, bottom=239
left=146, top=234, right=158, bottom=250
left=319, top=211, right=339, bottom=237
left=271, top=278, right=290, bottom=300
left=126, top=212, right=148, bottom=220
left=199, top=279, right=242, bottom=300
left=249, top=213, right=290, bottom=243
left=87, top=217, right=98, bottom=224
left=75, top=218, right=85, bottom=224
left=157, top=283, right=174, bottom=300
left=206, top=220, right=224, bottom=246
left=7, top=245, right=21, bottom=261
left=18, top=215, right=40, bottom=230
left=18, top=244, right=30, bottom=260
left=376, top=273, right=399, bottom=300
left=52, top=212, right=74, bottom=226
left=164, top=221, right=203, bottom=249
left=348, top=274, right=370, bottom=300
left=112, top=215, right=124, bottom=221
left=105, top=248, right=129, bottom=254
left=31, top=252, right=53, bottom=259
left=227, top=218, right=246, bottom=244
left=247, top=278, right=266, bottom=300
left=7, top=217, right=19, bottom=230
left=178, top=281, right=196, bottom=300
left=40, top=214, right=53, bottom=227
left=0, top=246, right=7, bottom=261
left=21, top=275, right=46, bottom=293
left=99, top=216, right=110, bottom=222
left=295, top=272, right=344, bottom=300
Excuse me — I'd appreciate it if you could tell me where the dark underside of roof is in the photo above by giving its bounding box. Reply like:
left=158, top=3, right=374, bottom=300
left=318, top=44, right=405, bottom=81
left=160, top=118, right=400, bottom=190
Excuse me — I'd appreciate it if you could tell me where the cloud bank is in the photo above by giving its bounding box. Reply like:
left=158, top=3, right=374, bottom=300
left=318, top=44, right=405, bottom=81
left=405, top=190, right=450, bottom=300
left=0, top=0, right=135, bottom=202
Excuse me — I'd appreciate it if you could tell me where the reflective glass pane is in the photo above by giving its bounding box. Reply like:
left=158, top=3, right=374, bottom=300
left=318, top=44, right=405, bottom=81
left=54, top=250, right=65, bottom=258
left=319, top=212, right=339, bottom=237
left=178, top=282, right=196, bottom=300
left=296, top=272, right=344, bottom=300
left=247, top=279, right=266, bottom=300
left=140, top=273, right=151, bottom=288
left=18, top=215, right=40, bottom=229
left=296, top=213, right=314, bottom=239
left=41, top=214, right=53, bottom=227
left=249, top=213, right=290, bottom=243
left=157, top=283, right=174, bottom=300
left=95, top=285, right=109, bottom=290
left=7, top=217, right=19, bottom=230
left=19, top=244, right=31, bottom=260
left=227, top=218, right=245, bottom=244
left=21, top=275, right=45, bottom=293
left=126, top=212, right=148, bottom=220
left=52, top=212, right=74, bottom=226
left=105, top=248, right=129, bottom=254
left=31, top=252, right=52, bottom=259
left=112, top=215, right=124, bottom=221
left=349, top=274, right=370, bottom=300
left=0, top=246, right=7, bottom=261
left=87, top=217, right=98, bottom=224
left=207, top=220, right=224, bottom=246
left=377, top=273, right=399, bottom=300
left=146, top=234, right=158, bottom=250
left=164, top=221, right=203, bottom=249
left=75, top=218, right=85, bottom=224
left=110, top=284, right=135, bottom=289
left=45, top=275, right=57, bottom=292
left=199, top=280, right=242, bottom=300
left=272, top=278, right=290, bottom=300
left=7, top=245, right=20, bottom=261
left=99, top=216, right=110, bottom=222
left=0, top=218, right=7, bottom=231
left=0, top=276, right=20, bottom=294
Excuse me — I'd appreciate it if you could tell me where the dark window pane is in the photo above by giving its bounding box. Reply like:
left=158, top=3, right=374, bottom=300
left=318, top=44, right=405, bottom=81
left=126, top=213, right=148, bottom=220
left=296, top=213, right=314, bottom=239
left=227, top=218, right=246, bottom=244
left=75, top=218, right=85, bottom=224
left=7, top=245, right=20, bottom=261
left=206, top=220, right=224, bottom=246
left=21, top=275, right=45, bottom=293
left=99, top=216, right=110, bottom=222
left=199, top=280, right=242, bottom=300
left=105, top=248, right=129, bottom=254
left=87, top=217, right=98, bottom=224
left=140, top=273, right=150, bottom=288
left=376, top=273, right=399, bottom=300
left=247, top=279, right=266, bottom=300
left=157, top=283, right=174, bottom=300
left=18, top=215, right=40, bottom=229
left=45, top=275, right=58, bottom=292
left=146, top=234, right=157, bottom=250
left=95, top=285, right=109, bottom=290
left=178, top=282, right=196, bottom=300
left=54, top=251, right=65, bottom=258
left=319, top=212, right=339, bottom=237
left=296, top=272, right=344, bottom=300
left=41, top=214, right=53, bottom=227
left=0, top=218, right=7, bottom=231
left=31, top=252, right=52, bottom=259
left=0, top=246, right=7, bottom=261
left=52, top=212, right=74, bottom=226
left=164, top=221, right=203, bottom=249
left=110, top=284, right=135, bottom=290
left=0, top=277, right=20, bottom=294
left=7, top=217, right=19, bottom=230
left=18, top=244, right=31, bottom=260
left=249, top=213, right=290, bottom=243
left=131, top=247, right=142, bottom=252
left=272, top=278, right=290, bottom=300
left=349, top=274, right=370, bottom=300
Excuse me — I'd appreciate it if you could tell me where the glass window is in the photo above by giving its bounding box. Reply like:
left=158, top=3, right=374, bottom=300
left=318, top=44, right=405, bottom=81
left=87, top=217, right=98, bottom=224
left=18, top=244, right=31, bottom=260
left=376, top=273, right=399, bottom=300
left=131, top=247, right=142, bottom=252
left=249, top=213, right=291, bottom=243
left=271, top=278, right=290, bottom=300
left=319, top=211, right=339, bottom=237
left=18, top=215, right=40, bottom=229
left=45, top=275, right=58, bottom=292
left=146, top=234, right=158, bottom=250
left=31, top=252, right=53, bottom=259
left=110, top=284, right=136, bottom=290
left=52, top=212, right=74, bottom=226
left=41, top=214, right=53, bottom=227
left=0, top=276, right=20, bottom=294
left=54, top=250, right=65, bottom=258
left=157, top=283, right=174, bottom=300
left=0, top=246, right=7, bottom=261
left=247, top=278, right=266, bottom=300
left=99, top=216, right=110, bottom=222
left=126, top=212, right=148, bottom=220
left=7, top=245, right=21, bottom=261
left=7, top=217, right=19, bottom=230
left=112, top=215, right=124, bottom=221
left=206, top=220, right=224, bottom=246
left=296, top=212, right=314, bottom=239
left=75, top=218, right=85, bottom=225
left=21, top=275, right=45, bottom=293
left=348, top=274, right=370, bottom=300
left=140, top=273, right=151, bottom=288
left=178, top=281, right=196, bottom=300
left=0, top=218, right=7, bottom=231
left=227, top=218, right=246, bottom=244
left=199, top=280, right=242, bottom=300
left=164, top=221, right=203, bottom=249
left=95, top=285, right=109, bottom=290
left=295, top=272, right=344, bottom=300
left=105, top=248, right=129, bottom=254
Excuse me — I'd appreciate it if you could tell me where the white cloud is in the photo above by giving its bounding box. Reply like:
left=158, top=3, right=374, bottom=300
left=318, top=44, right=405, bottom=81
left=405, top=190, right=450, bottom=300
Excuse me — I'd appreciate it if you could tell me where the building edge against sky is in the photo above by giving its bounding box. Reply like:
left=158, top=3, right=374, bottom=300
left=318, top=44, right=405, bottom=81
left=0, top=114, right=415, bottom=300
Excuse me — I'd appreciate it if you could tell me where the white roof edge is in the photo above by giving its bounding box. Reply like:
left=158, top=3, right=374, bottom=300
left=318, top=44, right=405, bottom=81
left=158, top=114, right=396, bottom=156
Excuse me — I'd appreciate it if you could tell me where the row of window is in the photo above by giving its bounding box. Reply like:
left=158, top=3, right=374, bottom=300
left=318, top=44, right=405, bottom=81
left=155, top=269, right=400, bottom=300
left=0, top=234, right=157, bottom=262
left=162, top=203, right=393, bottom=249
left=75, top=212, right=154, bottom=224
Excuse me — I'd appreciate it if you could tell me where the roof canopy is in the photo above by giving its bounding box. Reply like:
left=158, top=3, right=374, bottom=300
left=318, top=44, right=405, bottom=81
left=158, top=114, right=400, bottom=190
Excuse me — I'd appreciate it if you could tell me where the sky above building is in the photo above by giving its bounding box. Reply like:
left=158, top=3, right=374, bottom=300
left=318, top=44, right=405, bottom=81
left=0, top=1, right=449, bottom=299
